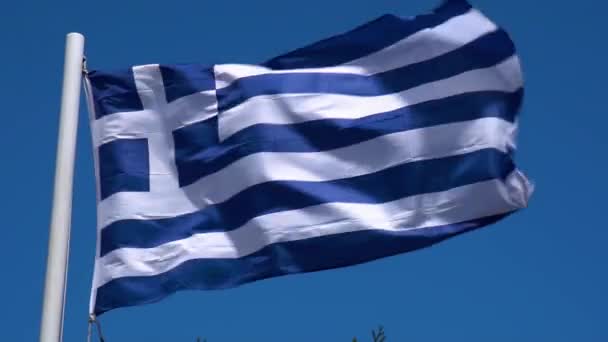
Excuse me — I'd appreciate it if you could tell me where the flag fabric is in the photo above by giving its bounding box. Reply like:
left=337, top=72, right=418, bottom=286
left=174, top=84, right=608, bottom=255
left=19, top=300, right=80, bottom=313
left=85, top=0, right=533, bottom=315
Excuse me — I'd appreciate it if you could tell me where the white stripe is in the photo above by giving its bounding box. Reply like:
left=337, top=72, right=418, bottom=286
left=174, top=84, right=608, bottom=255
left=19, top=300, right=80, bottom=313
left=91, top=91, right=217, bottom=147
left=92, top=108, right=154, bottom=146
left=214, top=9, right=496, bottom=88
left=218, top=56, right=522, bottom=141
left=94, top=170, right=532, bottom=288
left=91, top=53, right=519, bottom=149
left=97, top=117, right=515, bottom=228
left=90, top=9, right=494, bottom=148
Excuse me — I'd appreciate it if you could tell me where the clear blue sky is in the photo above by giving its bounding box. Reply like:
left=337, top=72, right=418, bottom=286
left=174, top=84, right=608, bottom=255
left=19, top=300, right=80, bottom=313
left=2, top=0, right=607, bottom=341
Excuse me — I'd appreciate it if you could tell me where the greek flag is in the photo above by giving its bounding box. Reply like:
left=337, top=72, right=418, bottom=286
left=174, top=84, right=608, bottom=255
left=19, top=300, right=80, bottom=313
left=85, top=0, right=533, bottom=315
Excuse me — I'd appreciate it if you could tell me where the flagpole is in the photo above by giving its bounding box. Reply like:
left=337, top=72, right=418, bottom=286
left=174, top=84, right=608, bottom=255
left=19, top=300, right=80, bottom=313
left=40, top=32, right=85, bottom=342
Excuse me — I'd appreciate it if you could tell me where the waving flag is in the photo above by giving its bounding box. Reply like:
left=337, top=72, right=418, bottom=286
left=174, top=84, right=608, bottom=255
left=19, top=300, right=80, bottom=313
left=85, top=0, right=533, bottom=315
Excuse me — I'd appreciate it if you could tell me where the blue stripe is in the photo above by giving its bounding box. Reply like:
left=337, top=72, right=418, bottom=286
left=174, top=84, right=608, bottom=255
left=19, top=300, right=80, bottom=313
left=87, top=68, right=144, bottom=119
left=159, top=64, right=216, bottom=103
left=95, top=212, right=510, bottom=315
left=175, top=89, right=523, bottom=187
left=263, top=0, right=472, bottom=69
left=218, top=30, right=514, bottom=112
left=100, top=148, right=514, bottom=256
left=98, top=138, right=150, bottom=200
left=87, top=1, right=470, bottom=111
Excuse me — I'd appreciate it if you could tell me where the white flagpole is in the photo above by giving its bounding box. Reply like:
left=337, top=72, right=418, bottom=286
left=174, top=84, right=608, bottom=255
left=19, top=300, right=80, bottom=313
left=40, top=32, right=85, bottom=342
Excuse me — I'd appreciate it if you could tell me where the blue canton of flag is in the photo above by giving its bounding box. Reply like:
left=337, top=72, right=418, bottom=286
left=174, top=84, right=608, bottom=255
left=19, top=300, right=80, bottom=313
left=85, top=0, right=533, bottom=315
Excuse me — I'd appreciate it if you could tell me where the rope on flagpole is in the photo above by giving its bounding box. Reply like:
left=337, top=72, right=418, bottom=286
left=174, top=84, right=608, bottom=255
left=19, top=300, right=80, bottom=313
left=82, top=56, right=89, bottom=75
left=82, top=54, right=103, bottom=342
left=87, top=314, right=106, bottom=342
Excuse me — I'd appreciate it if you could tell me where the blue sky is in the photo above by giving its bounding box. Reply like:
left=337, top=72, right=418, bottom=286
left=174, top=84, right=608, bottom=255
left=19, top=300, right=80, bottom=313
left=2, top=0, right=607, bottom=341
